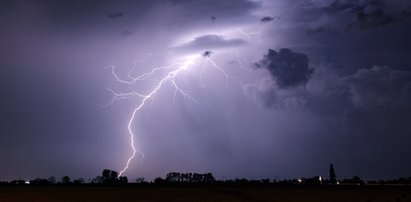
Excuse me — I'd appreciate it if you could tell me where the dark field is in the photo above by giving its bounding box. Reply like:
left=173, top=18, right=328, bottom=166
left=1, top=185, right=410, bottom=202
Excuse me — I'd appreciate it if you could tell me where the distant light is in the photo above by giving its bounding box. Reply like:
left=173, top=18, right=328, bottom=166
left=25, top=181, right=30, bottom=184
left=337, top=181, right=340, bottom=185
left=297, top=179, right=302, bottom=183
left=319, top=176, right=322, bottom=181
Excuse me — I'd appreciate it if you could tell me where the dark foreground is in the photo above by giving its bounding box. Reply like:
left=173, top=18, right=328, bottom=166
left=0, top=185, right=410, bottom=202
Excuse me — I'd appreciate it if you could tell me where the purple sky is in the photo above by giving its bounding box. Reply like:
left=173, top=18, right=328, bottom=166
left=1, top=0, right=411, bottom=181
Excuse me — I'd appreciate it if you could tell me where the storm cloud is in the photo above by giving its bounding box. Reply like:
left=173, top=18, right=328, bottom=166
left=260, top=16, right=274, bottom=23
left=315, top=0, right=411, bottom=31
left=346, top=66, right=411, bottom=109
left=107, top=11, right=124, bottom=19
left=255, top=49, right=314, bottom=89
left=1, top=0, right=411, bottom=182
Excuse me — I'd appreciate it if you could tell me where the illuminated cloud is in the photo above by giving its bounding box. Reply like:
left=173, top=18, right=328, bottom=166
left=174, top=34, right=247, bottom=52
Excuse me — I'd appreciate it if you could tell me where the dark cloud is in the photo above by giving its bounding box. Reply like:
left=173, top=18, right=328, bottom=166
left=256, top=49, right=314, bottom=89
left=121, top=30, right=132, bottom=36
left=107, top=11, right=124, bottom=19
left=320, top=0, right=381, bottom=13
left=346, top=66, right=411, bottom=109
left=202, top=50, right=212, bottom=57
left=349, top=8, right=392, bottom=30
left=277, top=0, right=411, bottom=70
left=260, top=16, right=274, bottom=23
left=321, top=0, right=360, bottom=13
left=305, top=25, right=327, bottom=35
left=244, top=49, right=316, bottom=108
left=175, top=34, right=246, bottom=52
left=169, top=0, right=261, bottom=17
left=247, top=62, right=411, bottom=111
left=318, top=0, right=411, bottom=31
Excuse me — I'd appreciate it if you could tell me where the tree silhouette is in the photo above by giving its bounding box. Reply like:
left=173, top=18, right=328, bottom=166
left=166, top=172, right=181, bottom=182
left=61, top=176, right=71, bottom=184
left=119, top=176, right=128, bottom=184
left=101, top=169, right=120, bottom=184
left=47, top=176, right=56, bottom=184
left=329, top=164, right=337, bottom=185
left=73, top=178, right=84, bottom=184
left=102, top=169, right=111, bottom=179
left=30, top=178, right=51, bottom=185
left=135, top=177, right=145, bottom=183
left=92, top=175, right=104, bottom=183
left=203, top=173, right=215, bottom=183
left=154, top=177, right=165, bottom=184
left=110, top=170, right=118, bottom=179
left=164, top=172, right=215, bottom=184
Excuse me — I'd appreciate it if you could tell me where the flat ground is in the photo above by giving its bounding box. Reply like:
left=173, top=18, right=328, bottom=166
left=0, top=185, right=410, bottom=202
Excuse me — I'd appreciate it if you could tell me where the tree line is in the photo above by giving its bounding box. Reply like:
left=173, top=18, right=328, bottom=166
left=2, top=165, right=411, bottom=186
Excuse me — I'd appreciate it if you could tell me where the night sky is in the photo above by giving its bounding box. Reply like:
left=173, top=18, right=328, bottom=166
left=1, top=0, right=411, bottom=181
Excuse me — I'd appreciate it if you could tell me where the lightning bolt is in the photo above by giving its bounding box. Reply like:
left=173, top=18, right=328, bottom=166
left=119, top=57, right=197, bottom=176
left=234, top=52, right=246, bottom=70
left=105, top=54, right=227, bottom=176
left=105, top=51, right=233, bottom=177
left=238, top=28, right=260, bottom=40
